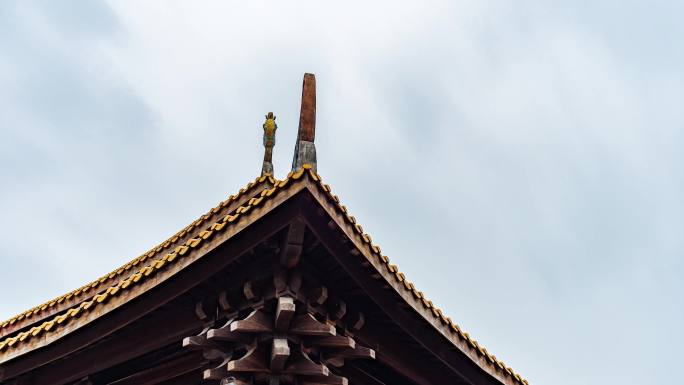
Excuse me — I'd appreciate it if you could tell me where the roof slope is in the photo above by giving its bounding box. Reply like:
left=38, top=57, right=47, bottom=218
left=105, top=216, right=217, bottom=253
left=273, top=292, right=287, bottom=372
left=0, top=175, right=277, bottom=339
left=0, top=166, right=528, bottom=385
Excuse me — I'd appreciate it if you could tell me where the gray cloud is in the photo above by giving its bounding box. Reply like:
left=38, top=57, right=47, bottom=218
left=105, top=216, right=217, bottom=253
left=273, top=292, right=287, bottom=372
left=1, top=1, right=682, bottom=384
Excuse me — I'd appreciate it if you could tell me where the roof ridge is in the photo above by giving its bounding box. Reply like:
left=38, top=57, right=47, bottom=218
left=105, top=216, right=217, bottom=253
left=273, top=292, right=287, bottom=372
left=0, top=174, right=277, bottom=335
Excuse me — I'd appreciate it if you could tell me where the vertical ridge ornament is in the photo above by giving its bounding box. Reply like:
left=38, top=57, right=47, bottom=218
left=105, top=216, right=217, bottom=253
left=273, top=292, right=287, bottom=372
left=292, top=73, right=317, bottom=172
left=262, top=112, right=277, bottom=176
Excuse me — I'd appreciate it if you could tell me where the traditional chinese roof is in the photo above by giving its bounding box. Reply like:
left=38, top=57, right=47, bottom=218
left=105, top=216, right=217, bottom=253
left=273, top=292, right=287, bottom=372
left=0, top=166, right=528, bottom=385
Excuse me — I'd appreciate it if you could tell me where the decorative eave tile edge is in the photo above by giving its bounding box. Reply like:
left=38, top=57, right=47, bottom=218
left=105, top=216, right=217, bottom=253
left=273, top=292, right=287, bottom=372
left=0, top=175, right=277, bottom=336
left=302, top=166, right=529, bottom=385
left=0, top=173, right=292, bottom=356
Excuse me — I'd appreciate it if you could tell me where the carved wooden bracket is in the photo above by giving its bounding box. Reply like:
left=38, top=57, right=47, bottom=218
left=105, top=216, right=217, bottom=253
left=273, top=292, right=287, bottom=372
left=183, top=263, right=374, bottom=384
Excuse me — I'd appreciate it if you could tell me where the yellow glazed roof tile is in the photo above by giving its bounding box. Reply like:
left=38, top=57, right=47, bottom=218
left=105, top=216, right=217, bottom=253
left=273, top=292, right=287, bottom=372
left=0, top=173, right=289, bottom=354
left=0, top=175, right=277, bottom=335
left=301, top=165, right=528, bottom=385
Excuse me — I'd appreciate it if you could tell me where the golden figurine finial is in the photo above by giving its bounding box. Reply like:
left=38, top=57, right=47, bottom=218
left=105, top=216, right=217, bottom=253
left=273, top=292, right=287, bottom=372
left=262, top=112, right=277, bottom=176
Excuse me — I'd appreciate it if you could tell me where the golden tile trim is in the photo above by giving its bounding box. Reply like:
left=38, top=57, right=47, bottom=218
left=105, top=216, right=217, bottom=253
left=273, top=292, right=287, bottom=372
left=303, top=165, right=528, bottom=385
left=0, top=175, right=276, bottom=333
left=0, top=175, right=285, bottom=352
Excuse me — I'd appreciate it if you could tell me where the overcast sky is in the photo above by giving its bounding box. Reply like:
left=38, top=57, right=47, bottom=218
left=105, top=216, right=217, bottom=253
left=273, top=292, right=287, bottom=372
left=1, top=1, right=683, bottom=384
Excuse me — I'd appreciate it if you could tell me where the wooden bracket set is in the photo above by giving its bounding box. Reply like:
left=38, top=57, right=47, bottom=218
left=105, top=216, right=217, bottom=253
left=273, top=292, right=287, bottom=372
left=183, top=221, right=374, bottom=385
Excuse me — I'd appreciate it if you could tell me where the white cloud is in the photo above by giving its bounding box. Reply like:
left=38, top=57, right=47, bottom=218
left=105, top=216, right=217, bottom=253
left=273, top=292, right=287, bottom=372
left=1, top=1, right=682, bottom=383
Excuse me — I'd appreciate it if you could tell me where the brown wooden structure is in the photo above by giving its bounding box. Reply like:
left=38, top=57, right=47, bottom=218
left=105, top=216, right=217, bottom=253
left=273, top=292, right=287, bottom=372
left=0, top=74, right=528, bottom=385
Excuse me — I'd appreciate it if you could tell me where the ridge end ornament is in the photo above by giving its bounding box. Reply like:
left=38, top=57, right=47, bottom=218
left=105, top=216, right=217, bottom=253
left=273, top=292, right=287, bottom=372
left=262, top=112, right=277, bottom=176
left=291, top=73, right=317, bottom=173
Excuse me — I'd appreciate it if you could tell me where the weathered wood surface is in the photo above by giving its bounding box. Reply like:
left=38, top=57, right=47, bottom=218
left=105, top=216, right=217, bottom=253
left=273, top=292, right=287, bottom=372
left=292, top=74, right=318, bottom=172
left=270, top=338, right=290, bottom=371
left=182, top=233, right=376, bottom=385
left=275, top=297, right=295, bottom=332
left=280, top=218, right=306, bottom=268
left=298, top=74, right=316, bottom=142
left=107, top=352, right=205, bottom=385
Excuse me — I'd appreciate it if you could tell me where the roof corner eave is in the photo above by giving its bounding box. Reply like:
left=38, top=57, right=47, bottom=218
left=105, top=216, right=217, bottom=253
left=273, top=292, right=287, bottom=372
left=298, top=174, right=527, bottom=385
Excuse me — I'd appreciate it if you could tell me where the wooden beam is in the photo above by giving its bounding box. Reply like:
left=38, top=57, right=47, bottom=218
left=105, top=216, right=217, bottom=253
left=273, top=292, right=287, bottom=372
left=288, top=268, right=303, bottom=293
left=270, top=338, right=290, bottom=371
left=227, top=342, right=268, bottom=372
left=230, top=309, right=273, bottom=333
left=343, top=363, right=392, bottom=385
left=308, top=286, right=328, bottom=306
left=354, top=324, right=453, bottom=385
left=347, top=312, right=365, bottom=331
left=107, top=352, right=205, bottom=385
left=273, top=269, right=288, bottom=293
left=22, top=307, right=204, bottom=385
left=157, top=370, right=202, bottom=385
left=220, top=377, right=252, bottom=385
left=301, top=374, right=348, bottom=385
left=206, top=319, right=247, bottom=343
left=183, top=332, right=227, bottom=361
left=203, top=358, right=231, bottom=380
left=219, top=291, right=233, bottom=312
left=290, top=314, right=335, bottom=336
left=335, top=345, right=375, bottom=360
left=309, top=336, right=355, bottom=349
left=195, top=302, right=210, bottom=321
left=243, top=281, right=261, bottom=302
left=284, top=350, right=328, bottom=376
left=329, top=300, right=347, bottom=321
left=275, top=297, right=295, bottom=332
